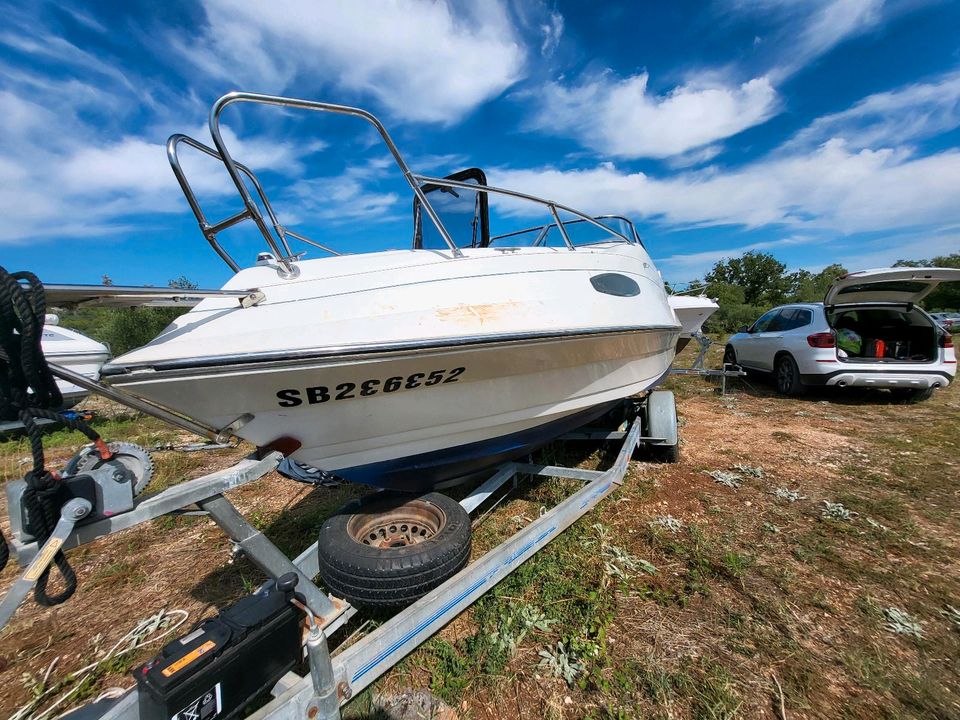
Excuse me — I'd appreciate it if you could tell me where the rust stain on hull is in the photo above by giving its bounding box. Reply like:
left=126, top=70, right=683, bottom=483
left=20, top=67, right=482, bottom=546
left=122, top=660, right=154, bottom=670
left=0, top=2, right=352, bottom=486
left=435, top=301, right=522, bottom=325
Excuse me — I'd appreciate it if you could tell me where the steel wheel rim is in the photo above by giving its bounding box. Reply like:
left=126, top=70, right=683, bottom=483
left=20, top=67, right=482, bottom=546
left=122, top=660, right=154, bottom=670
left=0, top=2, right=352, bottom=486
left=347, top=499, right=446, bottom=549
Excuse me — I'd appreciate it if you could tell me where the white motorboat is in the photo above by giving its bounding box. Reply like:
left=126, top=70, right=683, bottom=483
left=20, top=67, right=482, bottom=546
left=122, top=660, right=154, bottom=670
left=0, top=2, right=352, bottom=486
left=95, top=92, right=680, bottom=491
left=41, top=315, right=111, bottom=409
left=668, top=293, right=719, bottom=352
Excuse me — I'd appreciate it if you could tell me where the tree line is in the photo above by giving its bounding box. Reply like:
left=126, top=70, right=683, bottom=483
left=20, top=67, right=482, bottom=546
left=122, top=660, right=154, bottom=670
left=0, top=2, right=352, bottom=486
left=57, top=275, right=196, bottom=355
left=686, top=251, right=960, bottom=333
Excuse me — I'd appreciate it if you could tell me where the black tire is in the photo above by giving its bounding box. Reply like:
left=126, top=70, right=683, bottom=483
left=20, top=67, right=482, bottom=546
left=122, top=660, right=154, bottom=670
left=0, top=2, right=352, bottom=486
left=890, top=387, right=935, bottom=404
left=317, top=491, right=471, bottom=609
left=651, top=442, right=680, bottom=464
left=723, top=345, right=737, bottom=367
left=775, top=354, right=806, bottom=397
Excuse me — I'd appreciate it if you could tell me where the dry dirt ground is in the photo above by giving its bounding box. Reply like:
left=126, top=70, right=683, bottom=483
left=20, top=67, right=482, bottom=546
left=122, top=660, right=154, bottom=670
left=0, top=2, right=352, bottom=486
left=0, top=344, right=958, bottom=719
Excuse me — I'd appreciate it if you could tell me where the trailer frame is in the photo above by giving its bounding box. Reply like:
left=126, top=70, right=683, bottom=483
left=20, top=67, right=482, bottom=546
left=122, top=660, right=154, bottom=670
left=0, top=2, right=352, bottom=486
left=4, top=393, right=671, bottom=720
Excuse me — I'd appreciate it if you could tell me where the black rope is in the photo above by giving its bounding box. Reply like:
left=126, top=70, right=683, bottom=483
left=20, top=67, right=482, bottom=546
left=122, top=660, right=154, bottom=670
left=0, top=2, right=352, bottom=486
left=0, top=266, right=103, bottom=605
left=0, top=268, right=62, bottom=418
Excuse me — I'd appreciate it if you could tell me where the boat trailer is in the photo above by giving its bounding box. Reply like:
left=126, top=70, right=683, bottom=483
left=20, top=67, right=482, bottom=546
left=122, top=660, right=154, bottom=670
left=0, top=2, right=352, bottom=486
left=669, top=331, right=745, bottom=394
left=1, top=390, right=677, bottom=720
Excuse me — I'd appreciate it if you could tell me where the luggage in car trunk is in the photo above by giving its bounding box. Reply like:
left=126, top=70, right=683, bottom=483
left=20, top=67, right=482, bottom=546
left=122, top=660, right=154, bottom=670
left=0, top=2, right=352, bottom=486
left=832, top=308, right=937, bottom=363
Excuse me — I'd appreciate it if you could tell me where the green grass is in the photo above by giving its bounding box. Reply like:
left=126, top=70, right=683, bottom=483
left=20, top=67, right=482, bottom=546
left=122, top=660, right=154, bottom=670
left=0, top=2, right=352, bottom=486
left=88, top=559, right=147, bottom=589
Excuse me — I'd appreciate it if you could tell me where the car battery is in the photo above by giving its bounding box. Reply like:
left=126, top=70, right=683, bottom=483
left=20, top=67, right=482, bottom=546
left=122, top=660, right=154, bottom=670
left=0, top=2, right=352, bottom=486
left=135, top=578, right=302, bottom=720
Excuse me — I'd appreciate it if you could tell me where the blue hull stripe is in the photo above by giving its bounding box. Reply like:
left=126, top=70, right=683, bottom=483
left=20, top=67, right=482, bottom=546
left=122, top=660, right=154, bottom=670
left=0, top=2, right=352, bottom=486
left=337, top=402, right=619, bottom=491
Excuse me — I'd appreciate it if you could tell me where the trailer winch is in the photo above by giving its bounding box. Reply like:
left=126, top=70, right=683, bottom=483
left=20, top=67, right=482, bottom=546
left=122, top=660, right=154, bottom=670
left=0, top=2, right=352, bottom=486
left=7, top=441, right=153, bottom=543
left=0, top=439, right=154, bottom=627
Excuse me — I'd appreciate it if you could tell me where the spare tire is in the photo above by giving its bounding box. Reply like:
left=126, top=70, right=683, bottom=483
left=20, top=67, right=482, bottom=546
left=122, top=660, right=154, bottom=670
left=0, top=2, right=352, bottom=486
left=317, top=491, right=471, bottom=609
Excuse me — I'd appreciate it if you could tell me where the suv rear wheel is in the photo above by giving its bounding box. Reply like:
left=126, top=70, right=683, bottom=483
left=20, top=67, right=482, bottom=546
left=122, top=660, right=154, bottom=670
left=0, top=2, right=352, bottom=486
left=775, top=355, right=806, bottom=397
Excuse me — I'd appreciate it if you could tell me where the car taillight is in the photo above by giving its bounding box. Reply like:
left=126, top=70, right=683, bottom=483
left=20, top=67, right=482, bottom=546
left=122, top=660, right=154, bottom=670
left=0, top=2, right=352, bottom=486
left=807, top=332, right=835, bottom=348
left=941, top=332, right=954, bottom=349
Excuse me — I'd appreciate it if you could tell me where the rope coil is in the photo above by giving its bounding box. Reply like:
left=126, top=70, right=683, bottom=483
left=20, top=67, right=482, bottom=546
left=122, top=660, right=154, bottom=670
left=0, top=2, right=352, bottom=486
left=0, top=266, right=106, bottom=605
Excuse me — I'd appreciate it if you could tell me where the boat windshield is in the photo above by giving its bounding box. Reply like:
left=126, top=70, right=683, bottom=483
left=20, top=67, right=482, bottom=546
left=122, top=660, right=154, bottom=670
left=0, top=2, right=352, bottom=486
left=489, top=215, right=641, bottom=248
left=414, top=168, right=489, bottom=250
left=414, top=170, right=640, bottom=250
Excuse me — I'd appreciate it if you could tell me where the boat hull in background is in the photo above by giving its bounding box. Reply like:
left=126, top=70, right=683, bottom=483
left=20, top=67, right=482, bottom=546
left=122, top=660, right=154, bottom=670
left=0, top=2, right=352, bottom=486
left=668, top=295, right=719, bottom=353
left=42, top=325, right=111, bottom=409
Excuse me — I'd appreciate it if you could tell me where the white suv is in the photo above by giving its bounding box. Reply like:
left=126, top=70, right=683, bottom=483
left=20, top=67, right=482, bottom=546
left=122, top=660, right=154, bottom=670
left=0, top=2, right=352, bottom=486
left=724, top=268, right=959, bottom=401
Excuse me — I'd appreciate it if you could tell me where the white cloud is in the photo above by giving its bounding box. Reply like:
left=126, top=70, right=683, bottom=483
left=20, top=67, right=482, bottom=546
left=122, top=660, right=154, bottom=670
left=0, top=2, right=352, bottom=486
left=179, top=0, right=526, bottom=123
left=656, top=229, right=960, bottom=282
left=783, top=69, right=960, bottom=151
left=0, top=79, right=308, bottom=243
left=729, top=0, right=886, bottom=81
left=540, top=11, right=564, bottom=56
left=830, top=231, right=960, bottom=271
left=527, top=0, right=899, bottom=160
left=655, top=236, right=821, bottom=279
left=530, top=71, right=778, bottom=159
left=0, top=30, right=140, bottom=98
left=0, top=90, right=57, bottom=138
left=772, top=0, right=884, bottom=80
left=287, top=156, right=402, bottom=224
left=488, top=140, right=960, bottom=234
left=59, top=127, right=305, bottom=198
left=664, top=144, right=725, bottom=169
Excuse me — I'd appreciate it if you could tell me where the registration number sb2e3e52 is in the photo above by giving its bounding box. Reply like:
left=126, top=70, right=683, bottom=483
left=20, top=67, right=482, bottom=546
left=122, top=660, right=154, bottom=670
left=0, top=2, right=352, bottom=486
left=276, top=367, right=466, bottom=407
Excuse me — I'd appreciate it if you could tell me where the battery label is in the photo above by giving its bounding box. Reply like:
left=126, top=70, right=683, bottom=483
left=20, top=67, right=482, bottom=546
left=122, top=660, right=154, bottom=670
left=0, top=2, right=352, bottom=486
left=178, top=628, right=206, bottom=645
left=170, top=682, right=221, bottom=720
left=162, top=640, right=216, bottom=677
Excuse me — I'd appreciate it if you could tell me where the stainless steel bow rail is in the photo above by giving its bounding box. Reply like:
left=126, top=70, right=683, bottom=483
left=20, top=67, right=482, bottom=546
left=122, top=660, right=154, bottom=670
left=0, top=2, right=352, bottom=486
left=3, top=392, right=677, bottom=720
left=168, top=91, right=635, bottom=276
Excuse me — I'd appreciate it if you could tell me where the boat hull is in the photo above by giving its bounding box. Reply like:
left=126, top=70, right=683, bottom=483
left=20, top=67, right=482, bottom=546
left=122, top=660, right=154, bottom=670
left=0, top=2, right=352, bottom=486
left=42, top=326, right=111, bottom=409
left=105, top=244, right=679, bottom=490
left=336, top=399, right=622, bottom=490
left=668, top=296, right=719, bottom=353
left=105, top=327, right=677, bottom=490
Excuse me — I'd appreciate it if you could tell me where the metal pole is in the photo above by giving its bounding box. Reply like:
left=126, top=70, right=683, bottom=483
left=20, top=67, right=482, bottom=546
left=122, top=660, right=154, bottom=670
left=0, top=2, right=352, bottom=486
left=547, top=204, right=576, bottom=250
left=305, top=626, right=341, bottom=720
left=208, top=92, right=463, bottom=262
left=47, top=364, right=225, bottom=442
left=198, top=495, right=338, bottom=619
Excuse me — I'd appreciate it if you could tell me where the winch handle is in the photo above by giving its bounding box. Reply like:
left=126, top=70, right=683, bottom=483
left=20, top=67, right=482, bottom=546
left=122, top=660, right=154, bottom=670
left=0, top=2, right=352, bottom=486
left=0, top=498, right=92, bottom=630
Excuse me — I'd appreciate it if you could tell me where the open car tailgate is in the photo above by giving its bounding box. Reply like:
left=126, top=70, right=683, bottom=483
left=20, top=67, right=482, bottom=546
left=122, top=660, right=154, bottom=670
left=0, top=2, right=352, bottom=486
left=824, top=267, right=960, bottom=306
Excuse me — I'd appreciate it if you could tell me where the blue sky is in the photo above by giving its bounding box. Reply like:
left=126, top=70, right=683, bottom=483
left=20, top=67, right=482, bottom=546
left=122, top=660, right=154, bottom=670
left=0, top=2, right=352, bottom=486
left=1, top=0, right=959, bottom=288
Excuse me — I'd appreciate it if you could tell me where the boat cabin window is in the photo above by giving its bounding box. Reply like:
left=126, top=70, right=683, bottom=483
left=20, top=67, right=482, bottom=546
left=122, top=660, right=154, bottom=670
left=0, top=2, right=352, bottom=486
left=413, top=168, right=489, bottom=249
